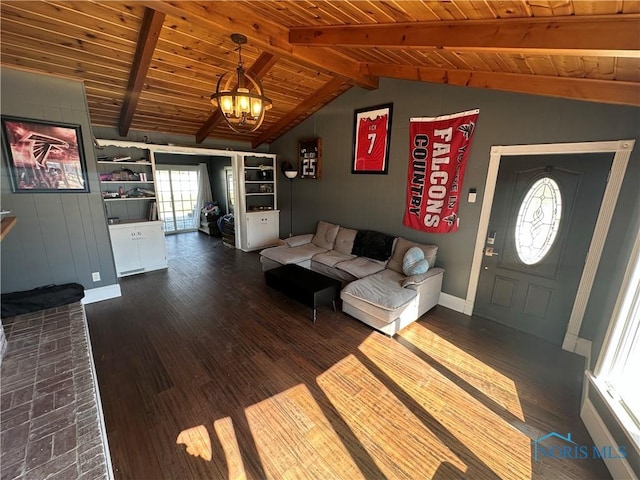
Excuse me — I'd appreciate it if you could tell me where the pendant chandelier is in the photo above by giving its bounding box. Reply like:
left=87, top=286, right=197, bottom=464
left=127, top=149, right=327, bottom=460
left=211, top=33, right=272, bottom=133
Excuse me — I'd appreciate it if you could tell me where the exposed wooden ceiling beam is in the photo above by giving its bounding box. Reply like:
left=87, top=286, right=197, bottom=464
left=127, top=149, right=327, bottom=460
left=252, top=78, right=347, bottom=148
left=290, top=15, right=640, bottom=58
left=118, top=7, right=165, bottom=137
left=195, top=52, right=277, bottom=144
left=143, top=1, right=378, bottom=89
left=362, top=63, right=640, bottom=107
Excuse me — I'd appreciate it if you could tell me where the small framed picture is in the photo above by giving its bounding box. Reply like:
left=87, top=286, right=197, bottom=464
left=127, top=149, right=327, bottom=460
left=352, top=103, right=393, bottom=175
left=1, top=116, right=90, bottom=193
left=299, top=138, right=322, bottom=179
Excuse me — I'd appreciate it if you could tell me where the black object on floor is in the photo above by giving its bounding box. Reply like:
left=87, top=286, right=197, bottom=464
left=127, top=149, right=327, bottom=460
left=1, top=282, right=85, bottom=318
left=265, top=264, right=341, bottom=322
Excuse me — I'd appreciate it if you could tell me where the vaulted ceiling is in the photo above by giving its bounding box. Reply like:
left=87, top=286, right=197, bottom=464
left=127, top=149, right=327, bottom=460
left=1, top=1, right=639, bottom=148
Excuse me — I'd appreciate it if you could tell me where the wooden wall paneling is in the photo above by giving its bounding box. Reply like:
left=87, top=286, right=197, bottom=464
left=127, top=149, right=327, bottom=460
left=621, top=1, right=640, bottom=13
left=0, top=31, right=135, bottom=67
left=488, top=1, right=534, bottom=18
left=358, top=1, right=421, bottom=22
left=526, top=0, right=574, bottom=16
left=425, top=50, right=463, bottom=70
left=44, top=1, right=145, bottom=33
left=452, top=0, right=501, bottom=19
left=498, top=53, right=535, bottom=75
left=407, top=1, right=466, bottom=20
left=447, top=51, right=491, bottom=71
left=573, top=1, right=625, bottom=15
left=523, top=54, right=559, bottom=77
left=583, top=56, right=616, bottom=80
left=319, top=1, right=386, bottom=24
left=479, top=52, right=515, bottom=73
left=1, top=4, right=139, bottom=50
left=615, top=58, right=640, bottom=82
left=0, top=42, right=130, bottom=80
left=2, top=0, right=637, bottom=145
left=552, top=56, right=585, bottom=78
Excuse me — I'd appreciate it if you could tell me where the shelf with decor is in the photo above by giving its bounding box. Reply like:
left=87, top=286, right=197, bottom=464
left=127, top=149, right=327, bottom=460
left=95, top=145, right=158, bottom=224
left=238, top=154, right=280, bottom=251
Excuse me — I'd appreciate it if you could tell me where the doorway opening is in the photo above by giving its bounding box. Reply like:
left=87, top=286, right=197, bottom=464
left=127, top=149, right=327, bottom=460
left=156, top=165, right=200, bottom=234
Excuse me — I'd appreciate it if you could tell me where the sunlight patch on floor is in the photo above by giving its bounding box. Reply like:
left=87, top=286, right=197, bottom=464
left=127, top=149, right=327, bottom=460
left=244, top=383, right=365, bottom=479
left=176, top=425, right=212, bottom=462
left=360, top=331, right=532, bottom=479
left=317, top=351, right=468, bottom=479
left=400, top=322, right=525, bottom=420
left=214, top=417, right=246, bottom=480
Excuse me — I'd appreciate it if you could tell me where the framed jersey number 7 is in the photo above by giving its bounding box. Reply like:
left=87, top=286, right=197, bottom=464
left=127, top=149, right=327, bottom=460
left=352, top=103, right=393, bottom=175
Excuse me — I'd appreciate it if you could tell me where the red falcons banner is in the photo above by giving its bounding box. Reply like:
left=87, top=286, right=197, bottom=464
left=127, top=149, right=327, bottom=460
left=403, top=109, right=479, bottom=233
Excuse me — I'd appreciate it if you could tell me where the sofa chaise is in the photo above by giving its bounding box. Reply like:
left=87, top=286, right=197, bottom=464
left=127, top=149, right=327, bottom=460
left=260, top=221, right=444, bottom=336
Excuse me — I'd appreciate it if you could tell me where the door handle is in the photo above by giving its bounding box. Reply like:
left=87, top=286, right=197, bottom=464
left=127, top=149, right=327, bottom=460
left=484, top=247, right=499, bottom=257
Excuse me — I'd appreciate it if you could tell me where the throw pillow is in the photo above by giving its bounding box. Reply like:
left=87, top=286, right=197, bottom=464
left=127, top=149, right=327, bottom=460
left=311, top=221, right=340, bottom=250
left=403, top=246, right=430, bottom=276
left=351, top=230, right=395, bottom=261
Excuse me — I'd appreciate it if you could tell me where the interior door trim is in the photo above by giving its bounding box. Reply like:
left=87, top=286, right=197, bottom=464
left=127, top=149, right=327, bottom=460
left=465, top=139, right=635, bottom=355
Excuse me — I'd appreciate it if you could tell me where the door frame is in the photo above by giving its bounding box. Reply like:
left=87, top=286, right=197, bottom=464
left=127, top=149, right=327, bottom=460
left=465, top=139, right=635, bottom=355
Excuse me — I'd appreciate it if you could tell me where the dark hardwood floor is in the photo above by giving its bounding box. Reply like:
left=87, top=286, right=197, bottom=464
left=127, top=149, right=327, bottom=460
left=85, top=232, right=611, bottom=480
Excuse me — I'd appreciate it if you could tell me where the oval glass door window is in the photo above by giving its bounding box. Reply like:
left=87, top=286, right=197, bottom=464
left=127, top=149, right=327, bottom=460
left=515, top=177, right=562, bottom=265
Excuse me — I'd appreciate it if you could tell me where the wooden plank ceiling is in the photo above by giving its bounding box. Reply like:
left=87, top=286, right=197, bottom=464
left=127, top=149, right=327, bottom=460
left=1, top=1, right=639, bottom=148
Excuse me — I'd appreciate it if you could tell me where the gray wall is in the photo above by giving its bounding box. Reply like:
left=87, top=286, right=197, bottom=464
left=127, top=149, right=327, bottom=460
left=270, top=77, right=640, bottom=346
left=1, top=68, right=117, bottom=293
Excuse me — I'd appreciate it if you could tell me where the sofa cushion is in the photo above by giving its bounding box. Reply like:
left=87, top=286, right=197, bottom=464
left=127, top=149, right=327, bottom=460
left=402, top=268, right=444, bottom=287
left=351, top=230, right=395, bottom=261
left=387, top=237, right=438, bottom=274
left=260, top=243, right=327, bottom=265
left=312, top=250, right=355, bottom=267
left=334, top=227, right=358, bottom=255
left=402, top=246, right=430, bottom=276
left=311, top=260, right=357, bottom=283
left=342, top=271, right=417, bottom=312
left=284, top=233, right=313, bottom=247
left=311, top=221, right=340, bottom=250
left=335, top=257, right=386, bottom=279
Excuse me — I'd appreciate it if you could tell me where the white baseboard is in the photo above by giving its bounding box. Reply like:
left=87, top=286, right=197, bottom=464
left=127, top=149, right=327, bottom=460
left=581, top=396, right=638, bottom=480
left=82, top=284, right=121, bottom=304
left=438, top=292, right=466, bottom=313
left=575, top=337, right=593, bottom=363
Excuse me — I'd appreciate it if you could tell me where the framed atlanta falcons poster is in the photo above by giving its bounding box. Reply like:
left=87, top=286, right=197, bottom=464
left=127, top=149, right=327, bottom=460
left=352, top=103, right=393, bottom=175
left=1, top=116, right=89, bottom=193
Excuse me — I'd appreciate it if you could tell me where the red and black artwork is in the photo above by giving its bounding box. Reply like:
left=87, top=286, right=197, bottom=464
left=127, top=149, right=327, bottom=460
left=1, top=116, right=89, bottom=193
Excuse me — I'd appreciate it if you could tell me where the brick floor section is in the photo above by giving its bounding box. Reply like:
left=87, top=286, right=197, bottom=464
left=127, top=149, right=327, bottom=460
left=1, top=303, right=110, bottom=480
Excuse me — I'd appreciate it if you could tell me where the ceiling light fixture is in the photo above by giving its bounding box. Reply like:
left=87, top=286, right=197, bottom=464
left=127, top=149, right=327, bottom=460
left=211, top=33, right=272, bottom=134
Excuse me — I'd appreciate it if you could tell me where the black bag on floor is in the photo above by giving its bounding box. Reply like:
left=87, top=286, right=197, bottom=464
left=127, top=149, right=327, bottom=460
left=1, top=283, right=85, bottom=318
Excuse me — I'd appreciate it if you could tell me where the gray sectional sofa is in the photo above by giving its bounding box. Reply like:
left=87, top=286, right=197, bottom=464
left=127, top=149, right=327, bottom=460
left=259, top=221, right=444, bottom=336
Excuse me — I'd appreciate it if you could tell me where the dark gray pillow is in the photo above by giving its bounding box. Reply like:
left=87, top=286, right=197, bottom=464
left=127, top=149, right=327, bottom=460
left=351, top=230, right=395, bottom=261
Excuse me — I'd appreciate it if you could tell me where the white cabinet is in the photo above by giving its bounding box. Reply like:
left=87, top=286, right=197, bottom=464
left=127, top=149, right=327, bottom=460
left=108, top=221, right=168, bottom=277
left=238, top=154, right=280, bottom=251
left=245, top=211, right=279, bottom=251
